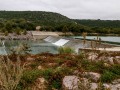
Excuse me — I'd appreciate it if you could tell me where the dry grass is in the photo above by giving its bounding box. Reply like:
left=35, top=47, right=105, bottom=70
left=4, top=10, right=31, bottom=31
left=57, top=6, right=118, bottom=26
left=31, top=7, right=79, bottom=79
left=0, top=56, right=25, bottom=90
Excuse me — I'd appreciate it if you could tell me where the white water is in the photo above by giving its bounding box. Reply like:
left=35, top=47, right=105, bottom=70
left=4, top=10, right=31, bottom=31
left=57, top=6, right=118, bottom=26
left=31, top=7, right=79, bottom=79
left=0, top=41, right=7, bottom=55
left=44, top=36, right=52, bottom=42
left=44, top=36, right=60, bottom=43
left=53, top=39, right=69, bottom=46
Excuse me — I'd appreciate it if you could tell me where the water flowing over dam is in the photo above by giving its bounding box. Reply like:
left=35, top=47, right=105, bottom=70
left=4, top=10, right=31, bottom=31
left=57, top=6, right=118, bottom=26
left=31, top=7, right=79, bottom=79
left=44, top=36, right=117, bottom=53
left=0, top=36, right=118, bottom=55
left=53, top=39, right=69, bottom=46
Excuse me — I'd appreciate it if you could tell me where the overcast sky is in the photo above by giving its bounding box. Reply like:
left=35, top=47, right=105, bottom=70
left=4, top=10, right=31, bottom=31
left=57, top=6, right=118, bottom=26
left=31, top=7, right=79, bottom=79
left=0, top=0, right=120, bottom=20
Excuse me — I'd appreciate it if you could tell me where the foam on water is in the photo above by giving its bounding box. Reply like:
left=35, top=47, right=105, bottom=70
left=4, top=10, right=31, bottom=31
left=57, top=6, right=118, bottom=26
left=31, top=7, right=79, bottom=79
left=0, top=41, right=7, bottom=55
left=44, top=36, right=60, bottom=43
left=44, top=36, right=52, bottom=42
left=53, top=39, right=69, bottom=46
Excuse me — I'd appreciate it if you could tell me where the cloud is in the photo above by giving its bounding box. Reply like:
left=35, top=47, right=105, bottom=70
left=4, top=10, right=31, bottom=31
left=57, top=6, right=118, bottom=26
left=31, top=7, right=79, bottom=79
left=0, top=0, right=120, bottom=20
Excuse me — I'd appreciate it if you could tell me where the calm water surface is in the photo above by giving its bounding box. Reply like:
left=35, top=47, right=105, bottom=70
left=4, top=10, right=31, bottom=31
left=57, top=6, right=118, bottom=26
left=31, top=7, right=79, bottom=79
left=0, top=40, right=58, bottom=55
left=72, top=36, right=120, bottom=43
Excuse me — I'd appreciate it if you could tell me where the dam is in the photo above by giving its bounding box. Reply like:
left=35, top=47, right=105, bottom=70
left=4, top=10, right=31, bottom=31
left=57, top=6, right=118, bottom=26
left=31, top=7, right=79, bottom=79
left=0, top=32, right=120, bottom=55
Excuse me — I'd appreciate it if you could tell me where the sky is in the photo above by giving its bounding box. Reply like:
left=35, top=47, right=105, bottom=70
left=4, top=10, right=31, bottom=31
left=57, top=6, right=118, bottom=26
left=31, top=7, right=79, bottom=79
left=0, top=0, right=120, bottom=20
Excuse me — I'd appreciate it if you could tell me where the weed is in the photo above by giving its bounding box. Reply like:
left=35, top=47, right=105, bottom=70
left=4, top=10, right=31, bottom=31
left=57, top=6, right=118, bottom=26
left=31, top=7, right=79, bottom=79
left=0, top=56, right=24, bottom=90
left=58, top=47, right=75, bottom=54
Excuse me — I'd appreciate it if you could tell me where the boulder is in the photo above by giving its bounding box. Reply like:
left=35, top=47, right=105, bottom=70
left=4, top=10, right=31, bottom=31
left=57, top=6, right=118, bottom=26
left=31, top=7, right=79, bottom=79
left=111, top=84, right=120, bottom=90
left=37, top=65, right=44, bottom=70
left=91, top=83, right=98, bottom=90
left=112, top=79, right=120, bottom=84
left=108, top=57, right=114, bottom=65
left=103, top=83, right=111, bottom=89
left=62, top=76, right=79, bottom=90
left=84, top=72, right=101, bottom=82
left=88, top=53, right=98, bottom=61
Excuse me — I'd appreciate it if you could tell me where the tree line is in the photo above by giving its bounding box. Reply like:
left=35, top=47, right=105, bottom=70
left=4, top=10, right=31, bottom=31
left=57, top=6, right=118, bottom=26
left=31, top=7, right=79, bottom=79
left=0, top=11, right=120, bottom=35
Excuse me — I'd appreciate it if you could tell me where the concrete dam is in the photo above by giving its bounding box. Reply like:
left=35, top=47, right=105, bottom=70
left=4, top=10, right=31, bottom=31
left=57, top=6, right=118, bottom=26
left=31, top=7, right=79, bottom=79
left=44, top=36, right=116, bottom=53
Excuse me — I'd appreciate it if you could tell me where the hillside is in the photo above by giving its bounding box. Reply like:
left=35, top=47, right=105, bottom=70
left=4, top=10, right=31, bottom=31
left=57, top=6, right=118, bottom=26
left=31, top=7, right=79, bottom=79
left=74, top=19, right=120, bottom=28
left=74, top=19, right=120, bottom=34
left=0, top=11, right=120, bottom=34
left=0, top=11, right=74, bottom=26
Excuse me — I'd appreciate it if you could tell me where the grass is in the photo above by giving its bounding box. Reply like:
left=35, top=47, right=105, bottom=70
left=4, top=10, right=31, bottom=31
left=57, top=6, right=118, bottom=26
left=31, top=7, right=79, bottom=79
left=58, top=47, right=75, bottom=54
left=22, top=69, right=42, bottom=84
left=0, top=56, right=24, bottom=90
left=101, top=70, right=118, bottom=83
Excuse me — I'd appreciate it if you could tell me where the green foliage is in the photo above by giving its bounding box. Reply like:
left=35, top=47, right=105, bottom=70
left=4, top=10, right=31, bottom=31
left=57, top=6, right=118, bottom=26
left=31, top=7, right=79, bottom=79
left=22, top=69, right=42, bottom=84
left=0, top=11, right=73, bottom=26
left=74, top=19, right=120, bottom=34
left=0, top=11, right=91, bottom=33
left=109, top=65, right=120, bottom=75
left=4, top=31, right=8, bottom=36
left=82, top=61, right=106, bottom=73
left=0, top=11, right=120, bottom=34
left=62, top=25, right=69, bottom=35
left=101, top=70, right=118, bottom=83
left=42, top=68, right=54, bottom=80
left=0, top=18, right=35, bottom=33
left=58, top=47, right=75, bottom=54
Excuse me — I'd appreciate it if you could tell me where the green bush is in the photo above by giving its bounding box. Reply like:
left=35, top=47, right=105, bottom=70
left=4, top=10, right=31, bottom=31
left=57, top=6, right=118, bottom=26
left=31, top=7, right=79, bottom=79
left=42, top=68, right=54, bottom=80
left=22, top=69, right=42, bottom=84
left=58, top=47, right=75, bottom=54
left=108, top=64, right=120, bottom=75
left=101, top=70, right=118, bottom=83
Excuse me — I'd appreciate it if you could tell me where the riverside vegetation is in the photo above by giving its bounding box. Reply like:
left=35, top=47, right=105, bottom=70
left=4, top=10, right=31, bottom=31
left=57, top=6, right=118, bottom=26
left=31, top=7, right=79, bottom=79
left=0, top=45, right=119, bottom=90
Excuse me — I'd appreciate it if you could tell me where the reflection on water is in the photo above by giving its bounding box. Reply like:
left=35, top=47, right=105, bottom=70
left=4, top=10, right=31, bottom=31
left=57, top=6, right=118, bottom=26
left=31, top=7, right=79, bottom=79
left=0, top=40, right=58, bottom=55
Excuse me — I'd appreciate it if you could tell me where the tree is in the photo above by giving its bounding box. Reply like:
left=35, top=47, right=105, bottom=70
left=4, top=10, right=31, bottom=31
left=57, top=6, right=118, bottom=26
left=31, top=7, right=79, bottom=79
left=62, top=25, right=69, bottom=35
left=0, top=22, right=4, bottom=28
left=5, top=22, right=13, bottom=33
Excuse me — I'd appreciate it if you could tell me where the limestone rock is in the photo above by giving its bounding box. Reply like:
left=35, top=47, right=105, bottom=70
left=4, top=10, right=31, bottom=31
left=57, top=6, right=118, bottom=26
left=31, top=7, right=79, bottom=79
left=26, top=57, right=35, bottom=61
left=38, top=65, right=44, bottom=70
left=91, top=83, right=98, bottom=90
left=62, top=76, right=79, bottom=90
left=103, top=83, right=111, bottom=89
left=88, top=53, right=98, bottom=61
left=111, top=84, right=120, bottom=90
left=108, top=57, right=114, bottom=65
left=112, top=79, right=120, bottom=85
left=84, top=72, right=101, bottom=82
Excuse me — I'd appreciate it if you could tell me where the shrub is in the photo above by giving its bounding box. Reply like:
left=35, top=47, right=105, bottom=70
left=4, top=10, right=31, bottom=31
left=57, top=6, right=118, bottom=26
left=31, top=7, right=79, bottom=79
left=58, top=47, right=75, bottom=54
left=108, top=64, right=120, bottom=75
left=42, top=68, right=54, bottom=80
left=101, top=70, right=118, bottom=83
left=22, top=69, right=42, bottom=84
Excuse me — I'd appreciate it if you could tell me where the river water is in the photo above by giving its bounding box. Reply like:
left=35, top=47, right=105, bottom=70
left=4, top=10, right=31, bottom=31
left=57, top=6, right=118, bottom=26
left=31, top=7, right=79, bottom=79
left=72, top=36, right=120, bottom=43
left=0, top=40, right=58, bottom=55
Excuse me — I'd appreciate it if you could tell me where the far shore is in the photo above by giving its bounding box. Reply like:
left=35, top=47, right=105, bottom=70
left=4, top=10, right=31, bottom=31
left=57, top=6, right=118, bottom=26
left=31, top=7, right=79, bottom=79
left=0, top=31, right=120, bottom=41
